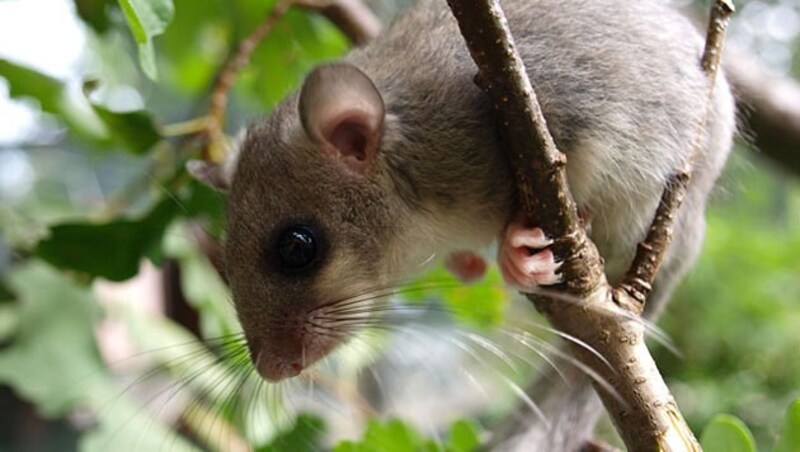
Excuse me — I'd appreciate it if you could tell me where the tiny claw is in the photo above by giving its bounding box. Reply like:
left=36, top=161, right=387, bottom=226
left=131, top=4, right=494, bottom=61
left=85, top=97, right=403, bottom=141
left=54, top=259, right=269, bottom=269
left=499, top=222, right=561, bottom=291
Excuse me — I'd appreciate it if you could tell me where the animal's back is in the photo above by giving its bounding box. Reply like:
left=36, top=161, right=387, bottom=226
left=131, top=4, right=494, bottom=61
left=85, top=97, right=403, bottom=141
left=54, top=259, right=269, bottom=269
left=345, top=0, right=735, bottom=449
left=347, top=0, right=733, bottom=284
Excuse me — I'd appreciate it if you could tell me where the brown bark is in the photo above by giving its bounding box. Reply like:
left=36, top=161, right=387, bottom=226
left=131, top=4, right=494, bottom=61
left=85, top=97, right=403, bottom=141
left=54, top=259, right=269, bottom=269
left=296, top=0, right=382, bottom=46
left=204, top=0, right=294, bottom=162
left=445, top=0, right=605, bottom=298
left=727, top=51, right=800, bottom=176
left=187, top=0, right=800, bottom=448
left=444, top=0, right=737, bottom=449
left=619, top=0, right=735, bottom=310
left=203, top=0, right=380, bottom=163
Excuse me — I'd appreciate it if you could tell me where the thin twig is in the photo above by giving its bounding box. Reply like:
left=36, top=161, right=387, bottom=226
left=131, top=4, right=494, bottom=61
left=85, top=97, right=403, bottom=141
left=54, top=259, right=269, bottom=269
left=445, top=0, right=733, bottom=449
left=618, top=0, right=735, bottom=310
left=295, top=0, right=382, bottom=46
left=728, top=50, right=800, bottom=177
left=205, top=0, right=294, bottom=163
left=202, top=0, right=382, bottom=163
left=446, top=0, right=604, bottom=297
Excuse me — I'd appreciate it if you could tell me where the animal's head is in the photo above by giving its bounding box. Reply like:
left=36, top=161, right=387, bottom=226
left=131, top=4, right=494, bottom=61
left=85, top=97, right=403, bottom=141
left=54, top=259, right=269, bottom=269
left=190, top=63, right=414, bottom=381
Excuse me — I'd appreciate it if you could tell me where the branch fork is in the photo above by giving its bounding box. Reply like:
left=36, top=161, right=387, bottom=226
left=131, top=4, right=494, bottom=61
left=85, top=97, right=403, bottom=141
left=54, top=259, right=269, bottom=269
left=197, top=0, right=736, bottom=449
left=447, top=0, right=733, bottom=449
left=202, top=0, right=381, bottom=163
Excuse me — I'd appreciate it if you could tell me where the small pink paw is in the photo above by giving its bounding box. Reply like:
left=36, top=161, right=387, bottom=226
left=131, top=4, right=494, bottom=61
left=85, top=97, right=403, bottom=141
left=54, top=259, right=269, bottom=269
left=498, top=221, right=562, bottom=291
left=445, top=251, right=487, bottom=283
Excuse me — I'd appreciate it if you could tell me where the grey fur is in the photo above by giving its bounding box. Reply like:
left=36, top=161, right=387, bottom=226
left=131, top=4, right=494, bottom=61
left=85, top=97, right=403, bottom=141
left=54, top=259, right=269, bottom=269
left=224, top=0, right=735, bottom=447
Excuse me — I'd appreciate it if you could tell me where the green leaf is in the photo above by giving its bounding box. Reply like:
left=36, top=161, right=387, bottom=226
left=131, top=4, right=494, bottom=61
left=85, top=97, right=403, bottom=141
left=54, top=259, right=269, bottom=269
left=182, top=180, right=227, bottom=233
left=137, top=40, right=159, bottom=80
left=0, top=59, right=64, bottom=114
left=118, top=0, right=174, bottom=42
left=246, top=9, right=349, bottom=108
left=91, top=102, right=162, bottom=154
left=258, top=414, right=326, bottom=452
left=73, top=0, right=115, bottom=34
left=118, top=0, right=175, bottom=79
left=363, top=419, right=421, bottom=452
left=447, top=419, right=480, bottom=452
left=775, top=399, right=800, bottom=452
left=404, top=267, right=507, bottom=329
left=0, top=279, right=16, bottom=304
left=700, top=414, right=757, bottom=452
left=0, top=304, right=19, bottom=344
left=332, top=419, right=423, bottom=452
left=0, top=263, right=105, bottom=415
left=158, top=0, right=228, bottom=94
left=1, top=59, right=161, bottom=152
left=332, top=442, right=362, bottom=452
left=0, top=59, right=115, bottom=147
left=0, top=263, right=196, bottom=451
left=33, top=198, right=178, bottom=281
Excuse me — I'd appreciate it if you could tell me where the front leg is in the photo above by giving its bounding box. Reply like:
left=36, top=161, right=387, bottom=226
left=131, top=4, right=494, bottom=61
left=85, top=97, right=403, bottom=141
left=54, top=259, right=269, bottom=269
left=498, top=220, right=562, bottom=290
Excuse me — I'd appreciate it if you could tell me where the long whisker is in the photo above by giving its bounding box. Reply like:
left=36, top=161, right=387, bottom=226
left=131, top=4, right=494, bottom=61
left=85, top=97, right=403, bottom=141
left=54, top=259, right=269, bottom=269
left=310, top=280, right=465, bottom=316
left=519, top=332, right=625, bottom=407
left=497, top=329, right=569, bottom=384
left=455, top=331, right=521, bottom=376
left=502, top=374, right=551, bottom=429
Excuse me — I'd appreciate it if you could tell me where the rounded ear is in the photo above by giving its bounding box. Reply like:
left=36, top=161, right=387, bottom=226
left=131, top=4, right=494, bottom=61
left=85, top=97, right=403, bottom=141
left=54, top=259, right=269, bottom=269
left=187, top=160, right=230, bottom=190
left=187, top=130, right=245, bottom=191
left=299, top=63, right=385, bottom=174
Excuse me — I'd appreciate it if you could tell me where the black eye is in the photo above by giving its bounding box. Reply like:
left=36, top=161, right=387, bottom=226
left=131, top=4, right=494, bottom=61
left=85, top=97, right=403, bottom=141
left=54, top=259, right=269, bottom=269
left=276, top=226, right=318, bottom=270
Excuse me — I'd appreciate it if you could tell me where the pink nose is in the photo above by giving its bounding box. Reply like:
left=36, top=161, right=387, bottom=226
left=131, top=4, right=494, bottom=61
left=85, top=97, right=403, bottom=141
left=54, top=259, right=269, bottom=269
left=253, top=349, right=304, bottom=382
left=290, top=361, right=303, bottom=374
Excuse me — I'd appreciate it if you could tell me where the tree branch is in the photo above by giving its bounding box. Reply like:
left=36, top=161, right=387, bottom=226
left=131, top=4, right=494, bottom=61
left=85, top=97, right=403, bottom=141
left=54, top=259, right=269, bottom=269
left=296, top=0, right=382, bottom=46
left=727, top=51, right=800, bottom=177
left=445, top=0, right=604, bottom=298
left=204, top=0, right=294, bottom=162
left=618, top=0, right=735, bottom=310
left=445, top=0, right=736, bottom=449
left=203, top=0, right=381, bottom=163
left=182, top=0, right=800, bottom=448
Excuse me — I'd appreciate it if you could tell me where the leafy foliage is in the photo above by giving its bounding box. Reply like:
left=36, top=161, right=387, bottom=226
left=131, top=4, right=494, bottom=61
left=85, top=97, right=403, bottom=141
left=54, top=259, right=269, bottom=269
left=258, top=414, right=326, bottom=452
left=0, top=59, right=65, bottom=115
left=0, top=263, right=196, bottom=451
left=88, top=101, right=162, bottom=153
left=333, top=418, right=480, bottom=452
left=0, top=58, right=163, bottom=153
left=0, top=0, right=798, bottom=451
left=700, top=415, right=756, bottom=452
left=654, top=151, right=800, bottom=447
left=118, top=0, right=175, bottom=79
left=775, top=399, right=800, bottom=452
left=33, top=197, right=177, bottom=281
left=0, top=280, right=15, bottom=304
left=403, top=267, right=507, bottom=329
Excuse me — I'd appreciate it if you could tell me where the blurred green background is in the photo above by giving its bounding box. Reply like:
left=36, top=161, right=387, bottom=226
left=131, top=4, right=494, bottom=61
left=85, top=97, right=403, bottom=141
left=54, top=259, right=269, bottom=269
left=0, top=0, right=798, bottom=450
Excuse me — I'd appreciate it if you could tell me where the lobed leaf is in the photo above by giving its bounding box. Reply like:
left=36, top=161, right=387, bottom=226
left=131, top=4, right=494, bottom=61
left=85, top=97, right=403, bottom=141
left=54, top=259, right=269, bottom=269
left=73, top=0, right=114, bottom=34
left=403, top=267, right=507, bottom=329
left=257, top=414, right=326, bottom=452
left=33, top=198, right=178, bottom=281
left=700, top=414, right=757, bottom=452
left=0, top=59, right=64, bottom=114
left=446, top=419, right=480, bottom=451
left=90, top=103, right=162, bottom=154
left=0, top=280, right=16, bottom=304
left=118, top=0, right=175, bottom=79
left=775, top=399, right=800, bottom=452
left=1, top=59, right=164, bottom=153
